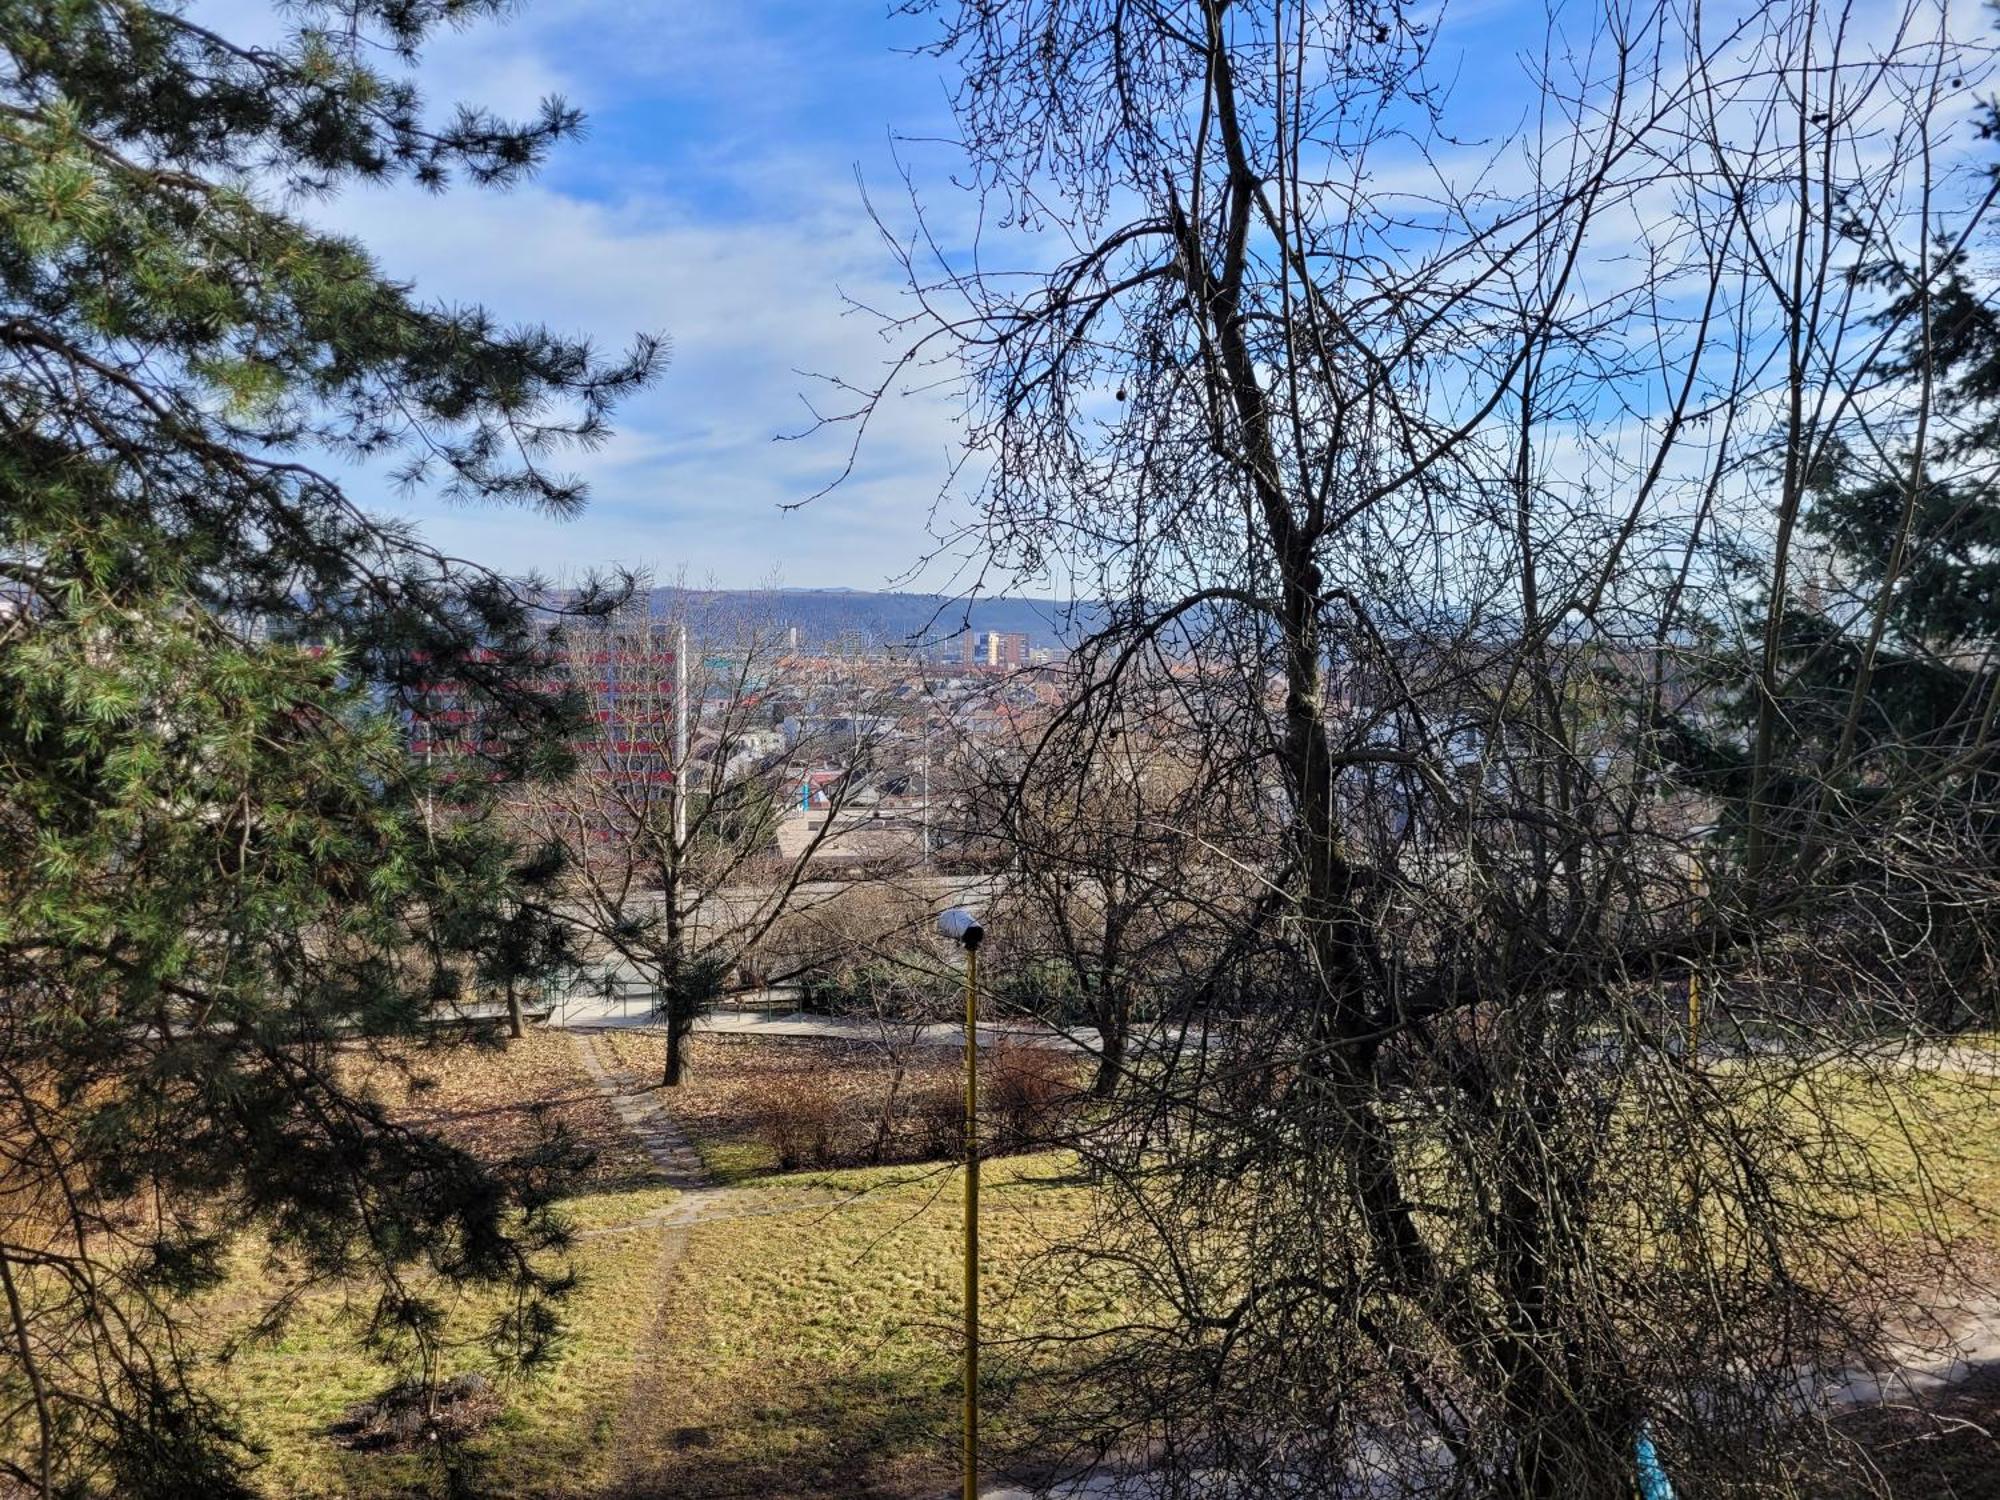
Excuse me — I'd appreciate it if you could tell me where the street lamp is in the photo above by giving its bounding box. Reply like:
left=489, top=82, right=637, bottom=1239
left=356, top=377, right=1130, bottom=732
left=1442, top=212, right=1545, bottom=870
left=937, top=907, right=985, bottom=1500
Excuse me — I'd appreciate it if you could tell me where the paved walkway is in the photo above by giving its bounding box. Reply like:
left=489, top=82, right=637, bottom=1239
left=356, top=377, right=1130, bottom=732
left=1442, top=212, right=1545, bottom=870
left=1818, top=1291, right=2000, bottom=1407
left=555, top=998, right=1100, bottom=1053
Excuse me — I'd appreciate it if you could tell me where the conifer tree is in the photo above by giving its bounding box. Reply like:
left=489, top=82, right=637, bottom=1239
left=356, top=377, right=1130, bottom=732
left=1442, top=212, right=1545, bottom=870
left=0, top=3, right=662, bottom=1491
left=1673, top=173, right=2000, bottom=1027
left=1783, top=241, right=2000, bottom=1023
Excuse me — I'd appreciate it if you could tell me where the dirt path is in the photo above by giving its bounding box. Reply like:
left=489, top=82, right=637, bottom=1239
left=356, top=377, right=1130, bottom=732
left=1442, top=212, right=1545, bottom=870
left=573, top=1031, right=716, bottom=1196
left=570, top=1031, right=737, bottom=1497
left=569, top=1031, right=912, bottom=1496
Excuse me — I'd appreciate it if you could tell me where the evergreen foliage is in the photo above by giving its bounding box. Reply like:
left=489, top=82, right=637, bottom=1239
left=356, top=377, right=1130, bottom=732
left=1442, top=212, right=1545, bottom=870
left=1785, top=242, right=2000, bottom=1021
left=0, top=3, right=662, bottom=1490
left=1674, top=148, right=2000, bottom=1025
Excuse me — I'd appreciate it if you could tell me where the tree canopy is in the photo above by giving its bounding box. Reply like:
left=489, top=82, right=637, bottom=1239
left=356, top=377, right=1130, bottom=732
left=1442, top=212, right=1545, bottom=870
left=0, top=3, right=662, bottom=1491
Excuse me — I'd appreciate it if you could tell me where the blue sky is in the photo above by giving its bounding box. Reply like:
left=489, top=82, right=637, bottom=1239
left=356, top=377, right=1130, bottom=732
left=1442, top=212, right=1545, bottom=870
left=289, top=2, right=986, bottom=592
left=221, top=1, right=1979, bottom=594
left=219, top=0, right=1532, bottom=593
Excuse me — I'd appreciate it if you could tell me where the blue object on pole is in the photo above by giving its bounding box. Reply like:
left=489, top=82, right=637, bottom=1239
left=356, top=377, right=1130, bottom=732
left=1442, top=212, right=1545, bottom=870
left=1634, top=1422, right=1675, bottom=1500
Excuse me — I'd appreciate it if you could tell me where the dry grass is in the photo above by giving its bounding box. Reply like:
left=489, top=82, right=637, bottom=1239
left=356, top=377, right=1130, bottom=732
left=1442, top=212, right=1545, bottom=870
left=595, top=1031, right=1082, bottom=1183
left=205, top=1029, right=1111, bottom=1499
left=612, top=1154, right=1116, bottom=1499
left=203, top=1182, right=679, bottom=1498
left=597, top=1032, right=965, bottom=1181
left=346, top=1026, right=660, bottom=1191
left=190, top=1031, right=2000, bottom=1498
left=197, top=1028, right=680, bottom=1498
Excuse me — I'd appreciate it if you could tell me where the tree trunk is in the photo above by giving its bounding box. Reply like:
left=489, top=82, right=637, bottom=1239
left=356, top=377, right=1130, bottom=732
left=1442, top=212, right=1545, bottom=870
left=662, top=965, right=688, bottom=1087
left=505, top=978, right=524, bottom=1040
left=1090, top=1007, right=1125, bottom=1098
left=664, top=1008, right=686, bottom=1087
left=1190, top=42, right=1438, bottom=1308
left=661, top=887, right=686, bottom=1087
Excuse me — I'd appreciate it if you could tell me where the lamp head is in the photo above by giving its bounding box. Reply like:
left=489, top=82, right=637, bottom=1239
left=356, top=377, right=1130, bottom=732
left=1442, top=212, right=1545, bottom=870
left=937, top=908, right=985, bottom=950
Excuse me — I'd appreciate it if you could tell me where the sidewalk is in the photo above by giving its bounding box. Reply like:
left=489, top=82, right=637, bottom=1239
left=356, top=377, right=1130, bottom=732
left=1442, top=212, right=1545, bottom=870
left=549, top=993, right=1097, bottom=1052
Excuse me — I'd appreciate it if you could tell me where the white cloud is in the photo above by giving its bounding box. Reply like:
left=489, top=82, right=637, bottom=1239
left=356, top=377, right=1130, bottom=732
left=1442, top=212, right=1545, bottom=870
left=312, top=167, right=975, bottom=588
left=187, top=0, right=982, bottom=590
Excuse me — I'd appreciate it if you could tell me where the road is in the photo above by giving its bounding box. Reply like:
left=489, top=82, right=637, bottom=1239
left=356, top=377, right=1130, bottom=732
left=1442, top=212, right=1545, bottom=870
left=579, top=870, right=1004, bottom=931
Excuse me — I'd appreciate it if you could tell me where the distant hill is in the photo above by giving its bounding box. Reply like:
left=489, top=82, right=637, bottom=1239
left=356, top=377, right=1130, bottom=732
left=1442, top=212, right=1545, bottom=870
left=647, top=588, right=1103, bottom=657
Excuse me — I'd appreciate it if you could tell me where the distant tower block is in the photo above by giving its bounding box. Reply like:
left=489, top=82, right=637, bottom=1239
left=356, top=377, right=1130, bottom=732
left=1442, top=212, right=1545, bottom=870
left=986, top=631, right=1030, bottom=667
left=788, top=624, right=799, bottom=652
left=960, top=629, right=1033, bottom=667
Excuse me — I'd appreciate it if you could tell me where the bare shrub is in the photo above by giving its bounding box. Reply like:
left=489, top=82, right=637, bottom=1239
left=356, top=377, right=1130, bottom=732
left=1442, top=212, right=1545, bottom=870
left=753, top=1075, right=845, bottom=1170
left=984, top=1042, right=1076, bottom=1152
left=906, top=1073, right=966, bottom=1162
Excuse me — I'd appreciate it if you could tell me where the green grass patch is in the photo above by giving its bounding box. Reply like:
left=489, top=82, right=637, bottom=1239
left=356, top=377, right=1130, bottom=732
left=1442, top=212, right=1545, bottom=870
left=698, top=1137, right=779, bottom=1185
left=202, top=1180, right=680, bottom=1499
left=617, top=1152, right=1114, bottom=1499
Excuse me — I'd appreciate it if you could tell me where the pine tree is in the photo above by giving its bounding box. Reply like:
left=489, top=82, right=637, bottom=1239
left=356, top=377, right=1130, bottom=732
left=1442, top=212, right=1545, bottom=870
left=1783, top=244, right=2000, bottom=1024
left=1673, top=222, right=2000, bottom=1028
left=0, top=3, right=663, bottom=1491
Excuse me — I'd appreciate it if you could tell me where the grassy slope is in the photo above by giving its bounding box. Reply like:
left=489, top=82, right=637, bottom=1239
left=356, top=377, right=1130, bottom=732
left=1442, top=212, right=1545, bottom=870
left=203, top=1181, right=680, bottom=1499
left=204, top=1030, right=1108, bottom=1499
left=583, top=1032, right=1111, bottom=1496
left=209, top=1160, right=1103, bottom=1500
left=616, top=1156, right=1109, bottom=1500
left=194, top=1029, right=680, bottom=1498
left=196, top=1031, right=2000, bottom=1499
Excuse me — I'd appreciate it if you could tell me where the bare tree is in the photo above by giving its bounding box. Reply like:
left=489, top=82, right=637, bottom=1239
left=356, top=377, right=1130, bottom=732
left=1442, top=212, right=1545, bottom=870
left=964, top=655, right=1257, bottom=1095
left=518, top=605, right=893, bottom=1085
left=828, top=1, right=2000, bottom=1492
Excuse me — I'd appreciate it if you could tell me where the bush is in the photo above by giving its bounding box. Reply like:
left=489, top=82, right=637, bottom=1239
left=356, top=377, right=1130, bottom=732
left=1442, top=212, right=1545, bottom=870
left=984, top=1041, right=1075, bottom=1152
left=906, top=1073, right=966, bottom=1162
left=754, top=1075, right=846, bottom=1170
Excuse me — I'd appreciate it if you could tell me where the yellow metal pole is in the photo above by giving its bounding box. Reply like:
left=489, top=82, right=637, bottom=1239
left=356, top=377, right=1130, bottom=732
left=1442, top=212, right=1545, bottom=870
left=1686, top=861, right=1703, bottom=1069
left=963, top=942, right=980, bottom=1500
left=1679, top=864, right=1704, bottom=1268
left=1686, top=968, right=1700, bottom=1067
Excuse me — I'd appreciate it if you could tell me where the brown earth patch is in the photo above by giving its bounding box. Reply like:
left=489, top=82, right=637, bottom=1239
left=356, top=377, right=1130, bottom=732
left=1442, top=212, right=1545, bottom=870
left=596, top=1032, right=963, bottom=1176
left=1823, top=1364, right=2000, bottom=1497
left=345, top=1026, right=659, bottom=1188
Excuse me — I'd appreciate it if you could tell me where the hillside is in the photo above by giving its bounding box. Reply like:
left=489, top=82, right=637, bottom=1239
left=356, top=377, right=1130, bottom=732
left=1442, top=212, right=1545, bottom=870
left=649, top=588, right=1103, bottom=657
